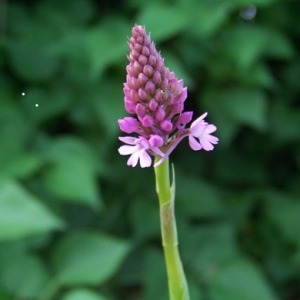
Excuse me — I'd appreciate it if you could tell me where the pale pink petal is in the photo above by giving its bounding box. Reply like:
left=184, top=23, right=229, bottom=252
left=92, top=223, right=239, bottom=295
left=190, top=113, right=207, bottom=131
left=188, top=112, right=219, bottom=152
left=118, top=145, right=137, bottom=155
left=139, top=150, right=152, bottom=168
left=189, top=135, right=202, bottom=150
left=127, top=151, right=140, bottom=167
left=191, top=125, right=205, bottom=138
left=118, top=135, right=154, bottom=168
left=206, top=135, right=219, bottom=144
left=205, top=124, right=217, bottom=134
left=119, top=136, right=138, bottom=145
left=199, top=138, right=214, bottom=151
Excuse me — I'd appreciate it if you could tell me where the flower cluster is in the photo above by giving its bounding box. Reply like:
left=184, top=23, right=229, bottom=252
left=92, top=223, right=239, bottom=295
left=118, top=25, right=218, bottom=167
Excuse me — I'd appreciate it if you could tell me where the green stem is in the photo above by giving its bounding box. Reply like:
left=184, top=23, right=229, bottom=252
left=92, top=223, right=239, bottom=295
left=154, top=157, right=190, bottom=300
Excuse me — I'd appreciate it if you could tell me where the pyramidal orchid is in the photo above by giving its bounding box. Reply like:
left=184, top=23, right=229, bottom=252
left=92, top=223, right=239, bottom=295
left=118, top=25, right=218, bottom=168
left=118, top=25, right=219, bottom=300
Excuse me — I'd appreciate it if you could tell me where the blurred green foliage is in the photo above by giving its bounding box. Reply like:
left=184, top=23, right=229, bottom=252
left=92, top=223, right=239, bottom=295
left=0, top=0, right=300, bottom=299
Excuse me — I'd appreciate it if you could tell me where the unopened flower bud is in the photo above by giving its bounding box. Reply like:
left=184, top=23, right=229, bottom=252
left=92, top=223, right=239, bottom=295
left=160, top=120, right=173, bottom=132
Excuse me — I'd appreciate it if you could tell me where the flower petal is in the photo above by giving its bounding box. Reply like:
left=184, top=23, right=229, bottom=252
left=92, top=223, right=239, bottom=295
left=119, top=136, right=138, bottom=145
left=127, top=151, right=140, bottom=167
left=190, top=112, right=207, bottom=130
left=118, top=145, right=137, bottom=155
left=205, top=124, right=217, bottom=134
left=206, top=135, right=219, bottom=144
left=189, top=135, right=202, bottom=150
left=199, top=138, right=214, bottom=151
left=139, top=150, right=152, bottom=168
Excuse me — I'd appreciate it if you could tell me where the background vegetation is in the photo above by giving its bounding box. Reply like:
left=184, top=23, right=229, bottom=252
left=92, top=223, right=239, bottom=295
left=1, top=0, right=300, bottom=299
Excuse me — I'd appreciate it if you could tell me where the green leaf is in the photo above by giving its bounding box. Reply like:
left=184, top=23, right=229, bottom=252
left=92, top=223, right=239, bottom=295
left=63, top=289, right=109, bottom=300
left=0, top=180, right=64, bottom=240
left=0, top=252, right=49, bottom=298
left=0, top=292, right=11, bottom=300
left=0, top=120, right=31, bottom=159
left=0, top=97, right=42, bottom=179
left=230, top=0, right=275, bottom=7
left=6, top=39, right=59, bottom=82
left=163, top=51, right=194, bottom=88
left=36, top=0, right=95, bottom=25
left=138, top=3, right=189, bottom=41
left=176, top=173, right=224, bottom=218
left=142, top=248, right=168, bottom=300
left=21, top=86, right=72, bottom=124
left=270, top=103, right=300, bottom=144
left=91, top=79, right=126, bottom=138
left=44, top=137, right=99, bottom=168
left=181, top=224, right=238, bottom=278
left=44, top=160, right=99, bottom=209
left=0, top=94, right=32, bottom=161
left=1, top=154, right=42, bottom=180
left=186, top=0, right=231, bottom=37
left=129, top=200, right=160, bottom=240
left=43, top=137, right=102, bottom=210
left=203, top=87, right=267, bottom=144
left=0, top=83, right=23, bottom=122
left=237, top=64, right=275, bottom=88
left=53, top=232, right=130, bottom=285
left=265, top=191, right=300, bottom=246
left=228, top=88, right=267, bottom=127
left=210, top=258, right=277, bottom=300
left=85, top=18, right=130, bottom=79
left=214, top=150, right=268, bottom=185
left=221, top=26, right=294, bottom=69
left=263, top=30, right=294, bottom=59
left=221, top=26, right=266, bottom=69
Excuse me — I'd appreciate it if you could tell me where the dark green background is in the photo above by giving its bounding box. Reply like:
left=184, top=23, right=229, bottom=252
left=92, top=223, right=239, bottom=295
left=1, top=0, right=300, bottom=299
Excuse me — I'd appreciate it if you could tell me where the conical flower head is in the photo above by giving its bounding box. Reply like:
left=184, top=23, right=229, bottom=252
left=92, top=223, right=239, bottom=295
left=118, top=25, right=219, bottom=168
left=123, top=25, right=189, bottom=140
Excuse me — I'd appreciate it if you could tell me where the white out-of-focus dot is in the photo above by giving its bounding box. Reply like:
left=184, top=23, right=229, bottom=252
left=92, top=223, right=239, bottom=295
left=35, top=104, right=39, bottom=107
left=22, top=92, right=25, bottom=96
left=240, top=5, right=257, bottom=20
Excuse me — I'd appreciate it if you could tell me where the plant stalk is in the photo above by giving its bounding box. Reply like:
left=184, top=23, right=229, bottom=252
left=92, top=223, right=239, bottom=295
left=154, top=157, right=190, bottom=300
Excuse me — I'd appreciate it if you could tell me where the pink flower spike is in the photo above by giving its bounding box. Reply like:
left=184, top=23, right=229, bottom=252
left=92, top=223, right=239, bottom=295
left=188, top=113, right=219, bottom=151
left=118, top=25, right=219, bottom=168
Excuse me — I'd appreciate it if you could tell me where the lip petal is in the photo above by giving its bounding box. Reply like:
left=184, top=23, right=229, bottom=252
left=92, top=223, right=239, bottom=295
left=189, top=135, right=202, bottom=151
left=139, top=150, right=152, bottom=168
left=127, top=151, right=140, bottom=167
